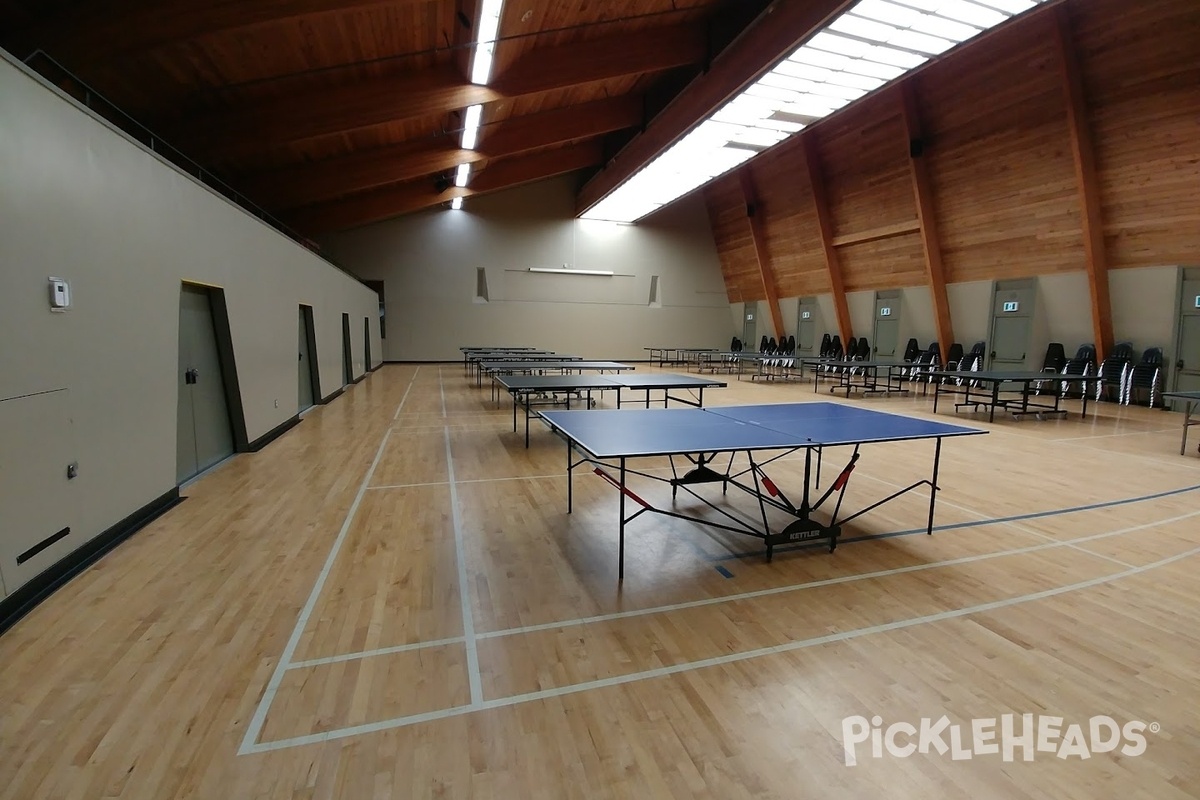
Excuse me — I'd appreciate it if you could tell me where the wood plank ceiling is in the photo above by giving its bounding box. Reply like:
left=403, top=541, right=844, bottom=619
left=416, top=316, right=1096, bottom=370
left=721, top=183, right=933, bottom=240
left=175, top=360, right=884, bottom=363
left=0, top=0, right=805, bottom=237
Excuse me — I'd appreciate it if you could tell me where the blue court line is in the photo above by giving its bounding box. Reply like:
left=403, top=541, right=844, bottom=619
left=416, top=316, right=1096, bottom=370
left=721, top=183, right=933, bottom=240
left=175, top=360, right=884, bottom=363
left=714, top=481, right=1200, bottom=562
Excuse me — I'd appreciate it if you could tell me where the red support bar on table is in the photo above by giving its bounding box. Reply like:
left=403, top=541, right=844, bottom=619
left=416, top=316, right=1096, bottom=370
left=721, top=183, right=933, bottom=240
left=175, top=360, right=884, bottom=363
left=832, top=463, right=857, bottom=491
left=593, top=468, right=652, bottom=509
left=761, top=475, right=779, bottom=497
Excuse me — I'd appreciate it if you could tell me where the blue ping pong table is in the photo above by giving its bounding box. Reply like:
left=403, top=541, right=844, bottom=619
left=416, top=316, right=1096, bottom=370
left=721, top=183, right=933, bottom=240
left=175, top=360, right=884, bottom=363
left=540, top=402, right=985, bottom=580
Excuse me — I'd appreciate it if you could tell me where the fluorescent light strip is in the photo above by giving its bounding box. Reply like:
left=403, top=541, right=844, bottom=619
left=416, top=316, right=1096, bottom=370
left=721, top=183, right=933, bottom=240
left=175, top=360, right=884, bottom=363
left=450, top=197, right=464, bottom=210
left=455, top=163, right=471, bottom=187
left=460, top=103, right=482, bottom=150
left=582, top=0, right=1049, bottom=223
left=470, top=0, right=505, bottom=85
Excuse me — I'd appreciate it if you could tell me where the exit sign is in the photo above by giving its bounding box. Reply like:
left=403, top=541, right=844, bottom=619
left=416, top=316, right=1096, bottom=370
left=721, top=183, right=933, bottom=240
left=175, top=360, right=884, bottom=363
left=1194, top=295, right=1200, bottom=309
left=879, top=307, right=891, bottom=317
left=801, top=311, right=811, bottom=319
left=1003, top=301, right=1019, bottom=312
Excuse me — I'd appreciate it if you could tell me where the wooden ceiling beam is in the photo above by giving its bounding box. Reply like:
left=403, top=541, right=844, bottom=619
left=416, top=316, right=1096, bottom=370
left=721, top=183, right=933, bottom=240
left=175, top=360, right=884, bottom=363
left=175, top=65, right=500, bottom=154
left=738, top=170, right=784, bottom=341
left=291, top=142, right=604, bottom=235
left=180, top=24, right=702, bottom=156
left=898, top=82, right=954, bottom=362
left=803, top=135, right=853, bottom=349
left=13, top=0, right=423, bottom=64
left=575, top=0, right=854, bottom=215
left=1052, top=5, right=1113, bottom=362
left=246, top=96, right=642, bottom=209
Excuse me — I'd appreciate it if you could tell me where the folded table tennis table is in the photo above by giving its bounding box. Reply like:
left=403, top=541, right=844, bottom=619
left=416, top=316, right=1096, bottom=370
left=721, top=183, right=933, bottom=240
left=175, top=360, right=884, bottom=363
left=540, top=402, right=984, bottom=580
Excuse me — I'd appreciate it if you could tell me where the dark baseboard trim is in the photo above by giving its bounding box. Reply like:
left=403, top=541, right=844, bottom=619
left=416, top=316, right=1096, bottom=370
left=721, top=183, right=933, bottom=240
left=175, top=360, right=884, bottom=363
left=248, top=414, right=300, bottom=452
left=368, top=362, right=384, bottom=372
left=0, top=487, right=183, bottom=638
left=319, top=387, right=344, bottom=404
left=350, top=373, right=366, bottom=384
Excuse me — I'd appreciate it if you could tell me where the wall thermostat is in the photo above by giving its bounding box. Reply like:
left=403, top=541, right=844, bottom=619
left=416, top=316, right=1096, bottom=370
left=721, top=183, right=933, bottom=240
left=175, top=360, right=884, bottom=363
left=49, top=277, right=71, bottom=310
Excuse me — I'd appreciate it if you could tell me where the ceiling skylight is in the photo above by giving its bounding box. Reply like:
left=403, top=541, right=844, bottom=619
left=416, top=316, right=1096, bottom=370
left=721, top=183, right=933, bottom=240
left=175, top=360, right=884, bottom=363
left=582, top=0, right=1048, bottom=223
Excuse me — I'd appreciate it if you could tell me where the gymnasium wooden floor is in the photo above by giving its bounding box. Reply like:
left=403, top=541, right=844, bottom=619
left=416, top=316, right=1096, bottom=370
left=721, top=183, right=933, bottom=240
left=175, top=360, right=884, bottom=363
left=3, top=364, right=1199, bottom=799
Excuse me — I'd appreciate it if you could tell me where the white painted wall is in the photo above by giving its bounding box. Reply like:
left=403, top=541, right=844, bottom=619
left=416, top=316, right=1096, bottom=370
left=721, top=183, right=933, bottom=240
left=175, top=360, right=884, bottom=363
left=323, top=175, right=730, bottom=361
left=947, top=280, right=993, bottom=348
left=900, top=287, right=936, bottom=351
left=846, top=291, right=875, bottom=344
left=1037, top=273, right=1094, bottom=354
left=0, top=54, right=380, bottom=594
left=1111, top=266, right=1180, bottom=354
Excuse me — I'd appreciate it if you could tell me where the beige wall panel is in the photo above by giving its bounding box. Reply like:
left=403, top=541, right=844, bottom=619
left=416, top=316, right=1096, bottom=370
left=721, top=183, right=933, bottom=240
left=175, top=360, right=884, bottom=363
left=0, top=55, right=380, bottom=593
left=323, top=176, right=730, bottom=360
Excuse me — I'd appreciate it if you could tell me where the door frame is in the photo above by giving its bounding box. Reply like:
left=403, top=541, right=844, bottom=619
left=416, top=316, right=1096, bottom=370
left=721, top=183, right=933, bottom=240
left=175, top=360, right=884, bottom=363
left=872, top=290, right=901, bottom=358
left=1171, top=266, right=1200, bottom=395
left=988, top=278, right=1036, bottom=371
left=341, top=312, right=354, bottom=385
left=184, top=282, right=248, bottom=452
left=363, top=316, right=372, bottom=373
left=299, top=304, right=320, bottom=408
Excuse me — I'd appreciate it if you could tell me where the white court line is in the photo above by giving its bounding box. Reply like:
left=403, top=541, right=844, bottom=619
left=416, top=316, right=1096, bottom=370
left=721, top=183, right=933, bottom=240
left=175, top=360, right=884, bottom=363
left=854, top=472, right=1137, bottom=570
left=288, top=636, right=467, bottom=669
left=243, top=543, right=1200, bottom=753
left=237, top=427, right=394, bottom=755
left=367, top=474, right=568, bottom=491
left=439, top=366, right=447, bottom=418
left=392, top=366, right=421, bottom=420
left=300, top=504, right=1200, bottom=660
left=442, top=374, right=483, bottom=706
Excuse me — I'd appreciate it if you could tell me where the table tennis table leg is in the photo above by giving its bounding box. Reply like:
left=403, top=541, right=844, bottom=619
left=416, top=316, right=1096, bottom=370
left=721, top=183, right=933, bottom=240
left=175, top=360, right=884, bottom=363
left=512, top=392, right=518, bottom=432
left=1182, top=401, right=1194, bottom=455
left=619, top=458, right=627, bottom=581
left=567, top=439, right=574, bottom=513
left=927, top=438, right=943, bottom=535
left=989, top=382, right=997, bottom=423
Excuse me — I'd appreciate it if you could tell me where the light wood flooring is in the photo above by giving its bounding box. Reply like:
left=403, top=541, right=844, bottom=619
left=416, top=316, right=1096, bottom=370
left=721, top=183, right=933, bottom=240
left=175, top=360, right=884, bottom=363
left=2, top=364, right=1199, bottom=799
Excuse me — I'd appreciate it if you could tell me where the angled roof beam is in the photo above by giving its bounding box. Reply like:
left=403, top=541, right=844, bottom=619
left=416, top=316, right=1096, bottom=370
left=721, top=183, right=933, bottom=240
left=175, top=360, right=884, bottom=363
left=176, top=24, right=704, bottom=156
left=899, top=83, right=954, bottom=361
left=576, top=0, right=854, bottom=216
left=12, top=0, right=424, bottom=64
left=245, top=96, right=642, bottom=209
left=803, top=135, right=852, bottom=348
left=739, top=170, right=784, bottom=341
left=292, top=142, right=604, bottom=235
left=1052, top=5, right=1113, bottom=362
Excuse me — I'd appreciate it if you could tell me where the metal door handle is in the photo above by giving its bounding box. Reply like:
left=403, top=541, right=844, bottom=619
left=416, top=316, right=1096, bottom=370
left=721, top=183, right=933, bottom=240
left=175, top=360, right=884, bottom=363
left=1178, top=359, right=1185, bottom=370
